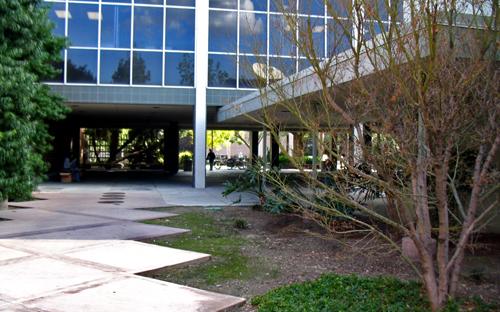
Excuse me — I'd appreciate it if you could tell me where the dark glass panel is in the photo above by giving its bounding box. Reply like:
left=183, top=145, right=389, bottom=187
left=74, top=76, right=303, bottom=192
left=133, top=7, right=163, bottom=49
left=208, top=54, right=237, bottom=87
left=67, top=49, right=97, bottom=83
left=299, top=0, right=325, bottom=15
left=327, top=0, right=351, bottom=17
left=101, top=0, right=131, bottom=3
left=100, top=50, right=130, bottom=84
left=239, top=55, right=266, bottom=88
left=239, top=12, right=267, bottom=54
left=101, top=5, right=131, bottom=48
left=167, top=0, right=196, bottom=6
left=209, top=11, right=237, bottom=52
left=132, top=52, right=162, bottom=85
left=135, top=0, right=164, bottom=4
left=165, top=52, right=194, bottom=86
left=68, top=3, right=99, bottom=47
left=269, top=57, right=295, bottom=78
left=299, top=16, right=325, bottom=57
left=269, top=15, right=295, bottom=56
left=209, top=0, right=237, bottom=9
left=270, top=0, right=297, bottom=13
left=46, top=2, right=65, bottom=37
left=240, top=0, right=267, bottom=11
left=327, top=19, right=351, bottom=55
left=166, top=8, right=195, bottom=51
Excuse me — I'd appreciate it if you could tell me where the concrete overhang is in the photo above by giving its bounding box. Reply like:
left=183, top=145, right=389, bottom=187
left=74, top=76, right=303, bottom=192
left=217, top=23, right=491, bottom=129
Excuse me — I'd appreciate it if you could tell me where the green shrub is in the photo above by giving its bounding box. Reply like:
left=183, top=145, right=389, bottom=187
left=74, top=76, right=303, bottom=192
left=179, top=151, right=193, bottom=167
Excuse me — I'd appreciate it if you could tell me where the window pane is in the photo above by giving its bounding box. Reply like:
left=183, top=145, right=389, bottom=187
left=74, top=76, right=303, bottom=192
left=208, top=54, right=236, bottom=87
left=327, top=0, right=351, bottom=18
left=67, top=49, right=97, bottom=83
left=101, top=5, right=131, bottom=48
left=68, top=3, right=99, bottom=47
left=100, top=50, right=130, bottom=84
left=239, top=12, right=267, bottom=54
left=135, top=0, right=164, bottom=4
left=240, top=0, right=267, bottom=11
left=133, top=7, right=163, bottom=49
left=210, top=0, right=237, bottom=9
left=102, top=0, right=131, bottom=3
left=46, top=2, right=65, bottom=37
left=166, top=8, right=195, bottom=51
left=327, top=19, right=351, bottom=55
left=165, top=52, right=194, bottom=86
left=269, top=15, right=295, bottom=56
left=167, top=0, right=196, bottom=6
left=299, top=17, right=325, bottom=57
left=209, top=11, right=237, bottom=52
left=299, top=0, right=325, bottom=15
left=269, top=57, right=295, bottom=78
left=239, top=55, right=266, bottom=88
left=270, top=0, right=297, bottom=13
left=132, top=52, right=162, bottom=85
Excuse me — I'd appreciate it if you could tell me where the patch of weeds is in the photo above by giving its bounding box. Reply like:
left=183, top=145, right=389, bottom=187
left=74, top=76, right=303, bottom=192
left=233, top=218, right=249, bottom=229
left=251, top=274, right=498, bottom=312
left=144, top=211, right=274, bottom=287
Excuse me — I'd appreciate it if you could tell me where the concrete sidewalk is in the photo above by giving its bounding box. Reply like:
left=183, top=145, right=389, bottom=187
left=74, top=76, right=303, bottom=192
left=0, top=184, right=248, bottom=311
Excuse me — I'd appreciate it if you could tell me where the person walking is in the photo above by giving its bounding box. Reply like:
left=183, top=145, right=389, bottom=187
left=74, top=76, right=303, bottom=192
left=206, top=149, right=216, bottom=171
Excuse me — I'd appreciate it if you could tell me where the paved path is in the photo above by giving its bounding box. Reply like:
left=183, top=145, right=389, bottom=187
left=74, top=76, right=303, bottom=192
left=0, top=184, right=250, bottom=311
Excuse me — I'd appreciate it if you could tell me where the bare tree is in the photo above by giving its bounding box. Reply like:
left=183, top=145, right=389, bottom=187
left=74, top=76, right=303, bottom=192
left=241, top=0, right=499, bottom=310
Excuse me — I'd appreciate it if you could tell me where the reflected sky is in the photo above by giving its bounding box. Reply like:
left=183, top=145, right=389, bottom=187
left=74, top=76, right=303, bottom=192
left=240, top=0, right=267, bottom=11
left=68, top=3, right=99, bottom=47
left=166, top=8, right=195, bottom=51
left=101, top=5, right=131, bottom=48
left=134, top=7, right=163, bottom=49
left=209, top=10, right=237, bottom=52
left=239, top=12, right=267, bottom=54
left=46, top=2, right=65, bottom=37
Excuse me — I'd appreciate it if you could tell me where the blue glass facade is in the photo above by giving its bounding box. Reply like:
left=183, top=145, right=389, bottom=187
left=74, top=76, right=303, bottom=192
left=45, top=0, right=396, bottom=89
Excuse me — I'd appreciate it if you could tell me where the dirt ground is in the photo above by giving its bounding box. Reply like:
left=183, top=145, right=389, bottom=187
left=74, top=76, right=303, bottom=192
left=152, top=206, right=500, bottom=311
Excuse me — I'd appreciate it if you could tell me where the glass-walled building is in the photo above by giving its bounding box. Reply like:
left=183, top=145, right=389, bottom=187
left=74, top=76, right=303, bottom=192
left=45, top=0, right=397, bottom=89
left=43, top=0, right=397, bottom=188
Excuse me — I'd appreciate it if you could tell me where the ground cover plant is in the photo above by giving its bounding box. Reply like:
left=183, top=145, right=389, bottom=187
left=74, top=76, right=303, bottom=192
left=251, top=274, right=497, bottom=312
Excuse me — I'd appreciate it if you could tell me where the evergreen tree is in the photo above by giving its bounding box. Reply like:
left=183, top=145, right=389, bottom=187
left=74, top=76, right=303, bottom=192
left=0, top=0, right=68, bottom=202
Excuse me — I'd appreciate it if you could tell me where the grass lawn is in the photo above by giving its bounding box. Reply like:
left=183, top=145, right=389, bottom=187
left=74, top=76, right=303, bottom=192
left=252, top=274, right=497, bottom=312
left=144, top=210, right=277, bottom=287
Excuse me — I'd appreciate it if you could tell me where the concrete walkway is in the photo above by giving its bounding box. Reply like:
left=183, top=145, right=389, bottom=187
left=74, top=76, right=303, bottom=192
left=0, top=180, right=255, bottom=311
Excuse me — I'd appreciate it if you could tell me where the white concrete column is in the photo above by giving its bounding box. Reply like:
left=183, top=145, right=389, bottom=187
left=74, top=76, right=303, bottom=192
left=193, top=0, right=209, bottom=188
